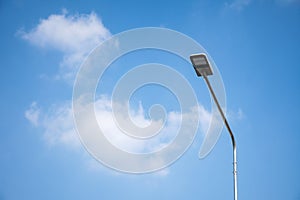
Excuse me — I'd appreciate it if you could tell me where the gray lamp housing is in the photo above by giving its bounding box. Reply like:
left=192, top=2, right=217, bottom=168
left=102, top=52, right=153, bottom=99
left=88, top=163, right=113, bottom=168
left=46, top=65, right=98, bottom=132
left=190, top=53, right=213, bottom=76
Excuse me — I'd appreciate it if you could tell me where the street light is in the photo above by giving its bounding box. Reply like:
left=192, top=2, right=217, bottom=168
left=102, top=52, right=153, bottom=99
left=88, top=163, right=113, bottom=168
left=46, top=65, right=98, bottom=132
left=190, top=53, right=238, bottom=200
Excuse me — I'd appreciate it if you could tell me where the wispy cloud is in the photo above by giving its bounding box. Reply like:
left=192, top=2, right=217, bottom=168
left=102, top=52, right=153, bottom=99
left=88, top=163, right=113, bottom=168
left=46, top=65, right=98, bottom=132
left=25, top=102, right=40, bottom=127
left=225, top=0, right=299, bottom=11
left=25, top=100, right=81, bottom=149
left=276, top=0, right=300, bottom=5
left=226, top=0, right=252, bottom=11
left=20, top=10, right=111, bottom=83
left=227, top=108, right=245, bottom=121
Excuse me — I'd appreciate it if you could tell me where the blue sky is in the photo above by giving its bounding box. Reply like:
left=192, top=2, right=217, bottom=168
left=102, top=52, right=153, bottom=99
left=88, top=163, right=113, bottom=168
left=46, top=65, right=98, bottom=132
left=1, top=0, right=300, bottom=199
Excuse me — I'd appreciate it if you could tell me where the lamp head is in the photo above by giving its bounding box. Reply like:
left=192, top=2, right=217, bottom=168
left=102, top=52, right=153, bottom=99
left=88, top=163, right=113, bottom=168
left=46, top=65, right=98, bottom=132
left=190, top=53, right=213, bottom=77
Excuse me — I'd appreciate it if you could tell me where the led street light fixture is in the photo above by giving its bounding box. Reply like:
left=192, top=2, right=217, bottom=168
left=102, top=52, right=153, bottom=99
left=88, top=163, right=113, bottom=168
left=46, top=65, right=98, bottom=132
left=190, top=53, right=213, bottom=76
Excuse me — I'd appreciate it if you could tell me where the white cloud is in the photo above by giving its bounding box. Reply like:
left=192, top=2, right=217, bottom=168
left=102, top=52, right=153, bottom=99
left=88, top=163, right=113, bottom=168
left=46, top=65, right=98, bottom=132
left=25, top=96, right=211, bottom=154
left=25, top=101, right=81, bottom=149
left=94, top=97, right=208, bottom=154
left=226, top=0, right=252, bottom=11
left=153, top=168, right=170, bottom=176
left=20, top=10, right=111, bottom=83
left=227, top=108, right=245, bottom=121
left=25, top=102, right=40, bottom=127
left=25, top=96, right=212, bottom=174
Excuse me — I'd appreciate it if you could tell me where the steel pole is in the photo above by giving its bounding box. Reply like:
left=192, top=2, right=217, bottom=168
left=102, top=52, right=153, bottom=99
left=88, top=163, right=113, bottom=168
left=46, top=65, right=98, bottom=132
left=202, top=75, right=238, bottom=200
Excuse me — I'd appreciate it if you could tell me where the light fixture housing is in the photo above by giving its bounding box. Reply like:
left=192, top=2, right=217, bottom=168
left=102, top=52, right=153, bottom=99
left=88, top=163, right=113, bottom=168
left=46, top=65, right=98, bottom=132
left=190, top=53, right=213, bottom=76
